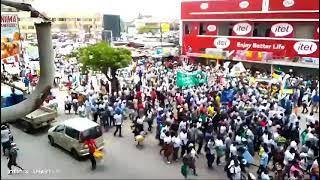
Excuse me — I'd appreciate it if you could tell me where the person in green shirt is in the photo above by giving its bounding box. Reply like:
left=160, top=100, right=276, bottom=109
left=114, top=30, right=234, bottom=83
left=181, top=162, right=189, bottom=179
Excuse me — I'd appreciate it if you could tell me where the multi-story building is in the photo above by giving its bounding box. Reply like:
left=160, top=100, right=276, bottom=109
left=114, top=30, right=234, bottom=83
left=2, top=2, right=102, bottom=39
left=181, top=0, right=319, bottom=72
left=20, top=12, right=103, bottom=39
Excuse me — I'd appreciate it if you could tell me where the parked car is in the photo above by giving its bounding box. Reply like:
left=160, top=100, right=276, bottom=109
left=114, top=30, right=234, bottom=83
left=48, top=118, right=104, bottom=159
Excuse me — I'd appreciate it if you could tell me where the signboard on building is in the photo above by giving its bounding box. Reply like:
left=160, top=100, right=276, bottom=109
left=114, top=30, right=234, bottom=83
left=1, top=14, right=21, bottom=64
left=270, top=23, right=294, bottom=37
left=232, top=22, right=253, bottom=36
left=161, top=23, right=170, bottom=33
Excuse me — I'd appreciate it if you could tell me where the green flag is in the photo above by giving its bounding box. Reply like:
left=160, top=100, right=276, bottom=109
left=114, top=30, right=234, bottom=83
left=176, top=70, right=208, bottom=88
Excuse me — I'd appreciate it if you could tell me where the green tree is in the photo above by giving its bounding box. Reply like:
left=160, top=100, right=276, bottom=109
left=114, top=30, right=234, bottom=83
left=137, top=25, right=156, bottom=34
left=77, top=42, right=132, bottom=93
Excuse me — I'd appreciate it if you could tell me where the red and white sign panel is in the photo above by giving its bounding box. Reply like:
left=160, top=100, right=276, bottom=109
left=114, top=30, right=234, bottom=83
left=232, top=22, right=253, bottom=36
left=270, top=23, right=294, bottom=38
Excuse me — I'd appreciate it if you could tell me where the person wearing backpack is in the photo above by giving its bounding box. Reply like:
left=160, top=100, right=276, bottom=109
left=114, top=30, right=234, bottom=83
left=7, top=143, right=23, bottom=175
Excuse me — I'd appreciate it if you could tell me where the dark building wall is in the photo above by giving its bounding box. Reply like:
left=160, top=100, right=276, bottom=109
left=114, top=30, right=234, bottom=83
left=103, top=15, right=121, bottom=39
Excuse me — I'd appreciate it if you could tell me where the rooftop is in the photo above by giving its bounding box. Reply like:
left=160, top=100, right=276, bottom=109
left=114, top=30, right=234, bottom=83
left=61, top=118, right=99, bottom=131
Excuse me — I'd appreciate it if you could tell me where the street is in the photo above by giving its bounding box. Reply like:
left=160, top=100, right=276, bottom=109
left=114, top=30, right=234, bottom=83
left=1, top=88, right=227, bottom=179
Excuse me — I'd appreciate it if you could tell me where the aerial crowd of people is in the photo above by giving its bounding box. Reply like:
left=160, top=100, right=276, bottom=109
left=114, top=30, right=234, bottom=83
left=2, top=56, right=319, bottom=179
left=54, top=57, right=320, bottom=179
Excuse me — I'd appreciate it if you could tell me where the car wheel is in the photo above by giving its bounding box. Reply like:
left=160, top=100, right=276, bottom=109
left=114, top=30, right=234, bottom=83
left=71, top=149, right=80, bottom=160
left=48, top=136, right=55, bottom=146
left=21, top=121, right=33, bottom=133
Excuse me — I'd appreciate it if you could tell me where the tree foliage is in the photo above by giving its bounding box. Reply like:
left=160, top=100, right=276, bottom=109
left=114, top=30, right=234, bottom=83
left=77, top=42, right=132, bottom=76
left=137, top=25, right=157, bottom=34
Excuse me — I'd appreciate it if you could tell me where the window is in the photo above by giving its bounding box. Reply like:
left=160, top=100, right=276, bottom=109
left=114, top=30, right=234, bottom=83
left=294, top=23, right=314, bottom=39
left=218, top=23, right=231, bottom=36
left=58, top=18, right=66, bottom=21
left=65, top=127, right=80, bottom=140
left=77, top=18, right=81, bottom=21
left=80, top=126, right=102, bottom=142
left=28, top=26, right=34, bottom=29
left=253, top=23, right=272, bottom=37
left=55, top=125, right=65, bottom=133
left=199, top=23, right=206, bottom=35
left=184, top=24, right=190, bottom=35
left=51, top=18, right=56, bottom=21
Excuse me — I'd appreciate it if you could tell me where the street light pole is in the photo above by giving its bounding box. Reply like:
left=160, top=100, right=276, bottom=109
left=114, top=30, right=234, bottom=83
left=160, top=22, right=163, bottom=47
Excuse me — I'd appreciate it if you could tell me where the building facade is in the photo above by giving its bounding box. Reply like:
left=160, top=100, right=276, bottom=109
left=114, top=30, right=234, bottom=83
left=21, top=12, right=103, bottom=38
left=181, top=0, right=319, bottom=68
left=2, top=2, right=103, bottom=39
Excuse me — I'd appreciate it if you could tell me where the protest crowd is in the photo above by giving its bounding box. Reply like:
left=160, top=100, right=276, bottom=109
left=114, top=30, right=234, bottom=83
left=3, top=54, right=319, bottom=179
left=50, top=56, right=319, bottom=180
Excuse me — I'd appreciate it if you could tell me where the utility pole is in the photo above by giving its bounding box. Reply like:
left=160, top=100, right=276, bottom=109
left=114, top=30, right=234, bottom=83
left=160, top=22, right=163, bottom=47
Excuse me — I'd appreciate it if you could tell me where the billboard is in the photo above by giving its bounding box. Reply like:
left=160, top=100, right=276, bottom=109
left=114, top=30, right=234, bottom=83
left=1, top=14, right=21, bottom=64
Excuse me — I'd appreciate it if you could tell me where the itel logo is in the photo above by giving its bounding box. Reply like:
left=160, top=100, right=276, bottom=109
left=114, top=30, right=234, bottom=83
left=207, top=25, right=216, bottom=32
left=271, top=23, right=293, bottom=37
left=283, top=0, right=294, bottom=7
left=214, top=38, right=230, bottom=49
left=294, top=41, right=317, bottom=55
left=200, top=3, right=209, bottom=10
left=233, top=23, right=252, bottom=36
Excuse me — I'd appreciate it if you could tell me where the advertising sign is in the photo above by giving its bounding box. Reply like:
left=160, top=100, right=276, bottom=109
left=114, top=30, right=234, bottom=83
left=176, top=70, right=208, bottom=88
left=270, top=23, right=294, bottom=37
left=214, top=38, right=231, bottom=49
left=207, top=25, right=217, bottom=32
left=161, top=23, right=170, bottom=33
left=232, top=22, right=252, bottom=36
left=293, top=41, right=318, bottom=55
left=1, top=14, right=21, bottom=64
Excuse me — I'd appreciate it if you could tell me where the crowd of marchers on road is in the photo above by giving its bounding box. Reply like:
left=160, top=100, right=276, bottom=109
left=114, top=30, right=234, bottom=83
left=2, top=55, right=320, bottom=179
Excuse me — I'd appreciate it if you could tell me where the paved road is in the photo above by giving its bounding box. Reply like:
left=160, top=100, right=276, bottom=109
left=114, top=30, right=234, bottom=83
left=1, top=88, right=227, bottom=179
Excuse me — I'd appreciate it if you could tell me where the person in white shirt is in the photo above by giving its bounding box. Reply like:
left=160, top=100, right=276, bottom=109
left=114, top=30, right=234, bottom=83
left=284, top=148, right=295, bottom=166
left=206, top=138, right=215, bottom=168
left=64, top=96, right=72, bottom=114
left=261, top=169, right=270, bottom=180
left=160, top=131, right=173, bottom=164
left=302, top=93, right=310, bottom=114
left=113, top=111, right=123, bottom=137
left=228, top=159, right=241, bottom=180
left=78, top=104, right=86, bottom=117
left=306, top=112, right=315, bottom=126
left=1, top=125, right=12, bottom=155
left=172, top=133, right=181, bottom=161
left=179, top=129, right=188, bottom=157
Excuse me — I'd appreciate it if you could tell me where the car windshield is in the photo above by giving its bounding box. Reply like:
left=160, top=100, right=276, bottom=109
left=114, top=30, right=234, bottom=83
left=80, top=126, right=102, bottom=142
